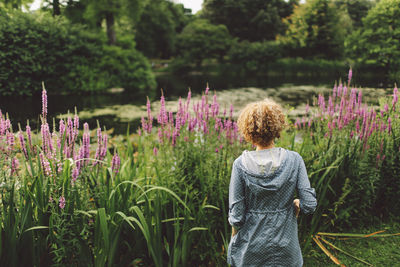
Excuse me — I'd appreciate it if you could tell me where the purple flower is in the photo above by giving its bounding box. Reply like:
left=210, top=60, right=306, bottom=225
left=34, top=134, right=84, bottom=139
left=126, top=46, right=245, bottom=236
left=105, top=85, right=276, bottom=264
left=392, top=87, right=398, bottom=111
left=153, top=147, right=158, bottom=156
left=71, top=168, right=79, bottom=185
left=42, top=88, right=47, bottom=120
left=6, top=131, right=15, bottom=153
left=158, top=94, right=167, bottom=125
left=59, top=196, right=65, bottom=209
left=11, top=157, right=19, bottom=175
left=111, top=153, right=121, bottom=174
left=82, top=123, right=90, bottom=165
left=388, top=117, right=392, bottom=133
left=19, top=131, right=28, bottom=159
left=348, top=69, right=352, bottom=84
left=205, top=84, right=210, bottom=95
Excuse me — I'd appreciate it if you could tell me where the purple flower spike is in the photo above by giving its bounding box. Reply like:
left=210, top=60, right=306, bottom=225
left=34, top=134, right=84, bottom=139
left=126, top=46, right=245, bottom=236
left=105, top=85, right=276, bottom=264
left=71, top=168, right=79, bottom=185
left=392, top=87, right=398, bottom=111
left=388, top=117, right=392, bottom=133
left=348, top=69, right=352, bottom=84
left=11, top=157, right=19, bottom=175
left=205, top=84, right=210, bottom=95
left=59, top=196, right=65, bottom=209
left=153, top=147, right=158, bottom=156
left=42, top=88, right=47, bottom=121
left=111, top=153, right=121, bottom=174
left=19, top=131, right=28, bottom=159
left=26, top=125, right=32, bottom=148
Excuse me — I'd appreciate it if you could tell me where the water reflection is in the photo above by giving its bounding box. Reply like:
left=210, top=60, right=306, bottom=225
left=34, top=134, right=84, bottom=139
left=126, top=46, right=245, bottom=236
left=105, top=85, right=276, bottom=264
left=0, top=72, right=394, bottom=135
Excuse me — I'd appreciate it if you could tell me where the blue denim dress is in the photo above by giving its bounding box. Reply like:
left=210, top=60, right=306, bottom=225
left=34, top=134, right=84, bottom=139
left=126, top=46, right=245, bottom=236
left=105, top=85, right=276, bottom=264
left=227, top=149, right=317, bottom=267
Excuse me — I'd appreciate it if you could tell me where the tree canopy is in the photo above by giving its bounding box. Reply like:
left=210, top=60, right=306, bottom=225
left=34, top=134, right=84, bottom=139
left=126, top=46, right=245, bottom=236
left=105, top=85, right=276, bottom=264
left=345, top=0, right=400, bottom=74
left=202, top=0, right=298, bottom=42
left=278, top=0, right=345, bottom=59
left=177, top=19, right=232, bottom=66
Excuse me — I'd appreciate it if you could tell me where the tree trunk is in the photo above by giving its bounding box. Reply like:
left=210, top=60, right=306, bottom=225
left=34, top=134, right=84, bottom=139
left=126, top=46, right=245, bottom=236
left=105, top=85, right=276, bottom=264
left=106, top=12, right=117, bottom=45
left=53, top=0, right=61, bottom=16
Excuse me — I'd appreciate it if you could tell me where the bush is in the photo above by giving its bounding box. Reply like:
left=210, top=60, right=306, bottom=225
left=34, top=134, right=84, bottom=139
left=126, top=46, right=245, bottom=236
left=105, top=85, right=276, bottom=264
left=0, top=11, right=155, bottom=96
left=227, top=40, right=282, bottom=73
left=176, top=19, right=232, bottom=67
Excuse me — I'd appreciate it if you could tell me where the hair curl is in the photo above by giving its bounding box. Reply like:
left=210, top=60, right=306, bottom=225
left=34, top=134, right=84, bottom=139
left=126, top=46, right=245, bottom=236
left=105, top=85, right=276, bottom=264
left=237, top=99, right=286, bottom=147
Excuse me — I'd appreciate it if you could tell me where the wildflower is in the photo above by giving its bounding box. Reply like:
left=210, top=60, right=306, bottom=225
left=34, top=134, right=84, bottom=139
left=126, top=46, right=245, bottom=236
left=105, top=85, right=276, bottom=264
left=49, top=196, right=53, bottom=203
left=158, top=94, right=168, bottom=125
left=82, top=123, right=90, bottom=164
left=388, top=117, right=392, bottom=133
left=71, top=168, right=79, bottom=185
left=205, top=84, right=210, bottom=95
left=153, top=147, right=158, bottom=156
left=392, top=87, right=398, bottom=111
left=42, top=88, right=47, bottom=120
left=384, top=104, right=389, bottom=113
left=6, top=131, right=14, bottom=153
left=348, top=68, right=352, bottom=84
left=59, top=196, right=65, bottom=209
left=111, top=153, right=121, bottom=174
left=11, top=157, right=19, bottom=175
left=215, top=147, right=219, bottom=153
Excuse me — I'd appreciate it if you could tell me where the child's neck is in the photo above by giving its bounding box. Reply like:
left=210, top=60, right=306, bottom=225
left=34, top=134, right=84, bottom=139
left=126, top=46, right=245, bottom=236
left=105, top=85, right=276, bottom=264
left=255, top=142, right=275, bottom=151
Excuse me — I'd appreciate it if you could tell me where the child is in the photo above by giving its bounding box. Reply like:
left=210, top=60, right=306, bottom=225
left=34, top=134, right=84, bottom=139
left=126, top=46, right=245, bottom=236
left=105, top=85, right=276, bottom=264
left=227, top=99, right=317, bottom=266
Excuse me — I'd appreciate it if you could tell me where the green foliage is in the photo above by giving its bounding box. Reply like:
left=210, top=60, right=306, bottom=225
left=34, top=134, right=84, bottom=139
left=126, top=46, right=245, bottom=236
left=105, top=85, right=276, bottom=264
left=345, top=0, right=400, bottom=75
left=176, top=19, right=233, bottom=67
left=202, top=0, right=298, bottom=41
left=279, top=0, right=346, bottom=59
left=0, top=0, right=33, bottom=10
left=0, top=11, right=155, bottom=96
left=227, top=40, right=282, bottom=73
left=134, top=0, right=191, bottom=59
left=333, top=0, right=376, bottom=29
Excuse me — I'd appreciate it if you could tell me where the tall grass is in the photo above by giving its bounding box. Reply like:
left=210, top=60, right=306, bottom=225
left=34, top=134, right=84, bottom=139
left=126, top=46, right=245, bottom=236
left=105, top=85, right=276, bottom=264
left=0, top=73, right=399, bottom=265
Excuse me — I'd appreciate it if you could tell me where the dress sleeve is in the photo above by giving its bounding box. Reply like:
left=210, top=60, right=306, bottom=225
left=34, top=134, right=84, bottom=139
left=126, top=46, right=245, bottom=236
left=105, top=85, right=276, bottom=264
left=297, top=154, right=317, bottom=214
left=228, top=160, right=246, bottom=229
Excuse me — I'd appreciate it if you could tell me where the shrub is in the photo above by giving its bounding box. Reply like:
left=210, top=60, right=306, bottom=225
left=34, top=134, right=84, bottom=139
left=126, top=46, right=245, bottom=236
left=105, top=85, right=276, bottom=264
left=227, top=40, right=282, bottom=73
left=0, top=11, right=155, bottom=96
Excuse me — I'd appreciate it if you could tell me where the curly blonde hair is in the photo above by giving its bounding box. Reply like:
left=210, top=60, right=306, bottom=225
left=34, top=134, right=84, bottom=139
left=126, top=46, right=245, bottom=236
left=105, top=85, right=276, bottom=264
left=237, top=99, right=285, bottom=147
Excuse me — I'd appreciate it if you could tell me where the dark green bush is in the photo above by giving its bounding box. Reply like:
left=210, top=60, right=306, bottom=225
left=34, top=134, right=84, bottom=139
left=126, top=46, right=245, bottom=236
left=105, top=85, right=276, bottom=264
left=0, top=11, right=155, bottom=96
left=227, top=41, right=282, bottom=73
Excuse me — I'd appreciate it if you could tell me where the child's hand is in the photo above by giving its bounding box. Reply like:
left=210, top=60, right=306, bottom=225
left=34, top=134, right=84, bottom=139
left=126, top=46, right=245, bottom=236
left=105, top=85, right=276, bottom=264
left=293, top=199, right=300, bottom=218
left=232, top=226, right=238, bottom=237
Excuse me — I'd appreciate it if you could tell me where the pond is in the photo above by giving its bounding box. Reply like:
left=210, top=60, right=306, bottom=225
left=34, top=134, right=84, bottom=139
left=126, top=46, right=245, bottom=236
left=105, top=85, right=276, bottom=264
left=0, top=71, right=394, bottom=135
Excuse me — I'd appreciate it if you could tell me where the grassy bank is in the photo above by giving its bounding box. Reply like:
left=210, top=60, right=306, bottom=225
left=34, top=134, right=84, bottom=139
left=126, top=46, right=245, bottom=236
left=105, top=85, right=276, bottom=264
left=304, top=222, right=400, bottom=266
left=0, top=73, right=399, bottom=265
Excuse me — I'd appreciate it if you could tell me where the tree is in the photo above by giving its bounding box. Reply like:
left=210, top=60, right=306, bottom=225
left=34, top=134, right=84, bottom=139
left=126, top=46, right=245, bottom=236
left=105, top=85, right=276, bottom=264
left=278, top=0, right=346, bottom=59
left=176, top=19, right=232, bottom=67
left=345, top=0, right=400, bottom=75
left=84, top=0, right=144, bottom=45
left=0, top=0, right=33, bottom=10
left=334, top=0, right=376, bottom=29
left=202, top=0, right=298, bottom=42
left=135, top=0, right=191, bottom=58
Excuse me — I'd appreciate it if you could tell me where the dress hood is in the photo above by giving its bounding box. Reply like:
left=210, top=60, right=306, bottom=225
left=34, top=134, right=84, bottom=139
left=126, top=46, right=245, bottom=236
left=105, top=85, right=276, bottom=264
left=240, top=147, right=287, bottom=177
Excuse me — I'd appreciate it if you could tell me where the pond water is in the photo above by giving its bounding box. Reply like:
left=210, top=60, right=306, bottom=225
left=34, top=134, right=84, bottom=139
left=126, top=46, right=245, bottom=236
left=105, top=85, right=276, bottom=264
left=0, top=72, right=394, bottom=135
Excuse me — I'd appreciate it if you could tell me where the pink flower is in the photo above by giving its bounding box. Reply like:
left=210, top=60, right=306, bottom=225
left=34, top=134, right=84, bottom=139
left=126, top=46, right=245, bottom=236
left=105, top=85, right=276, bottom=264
left=111, top=153, right=121, bottom=174
left=11, top=157, right=19, bottom=175
left=42, top=88, right=47, bottom=120
left=153, top=147, right=158, bottom=156
left=348, top=69, right=352, bottom=84
left=59, top=196, right=65, bottom=209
